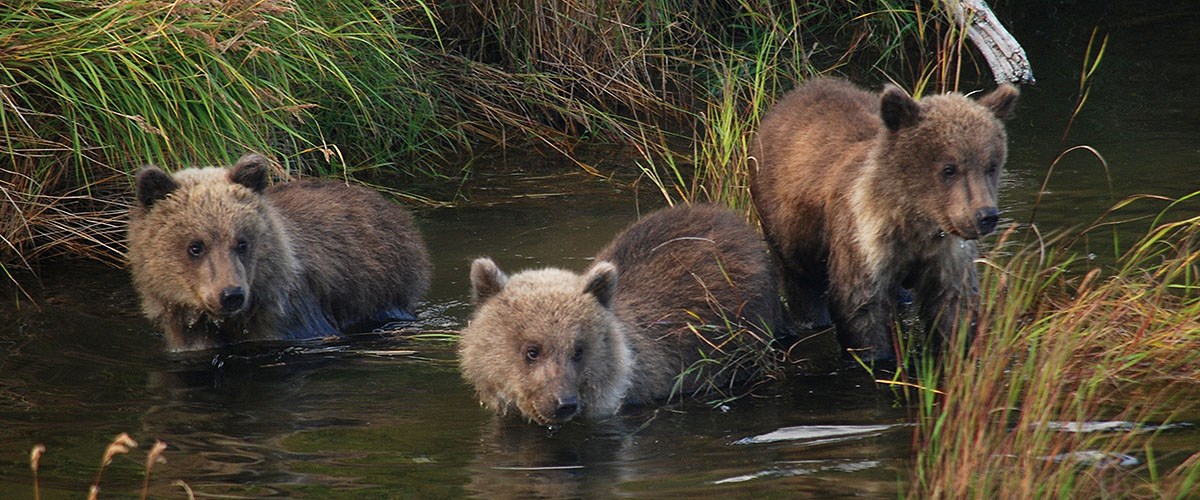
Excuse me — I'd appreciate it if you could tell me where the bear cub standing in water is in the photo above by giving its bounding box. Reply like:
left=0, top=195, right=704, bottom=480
left=127, top=153, right=432, bottom=351
left=458, top=204, right=786, bottom=426
left=750, top=77, right=1018, bottom=363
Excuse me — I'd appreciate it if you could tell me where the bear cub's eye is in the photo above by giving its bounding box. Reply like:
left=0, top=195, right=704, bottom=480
left=941, top=164, right=958, bottom=179
left=986, top=163, right=999, bottom=177
left=571, top=346, right=584, bottom=362
left=524, top=345, right=540, bottom=363
left=187, top=240, right=205, bottom=258
left=235, top=239, right=250, bottom=254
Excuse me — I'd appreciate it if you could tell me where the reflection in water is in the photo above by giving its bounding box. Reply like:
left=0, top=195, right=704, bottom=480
left=466, top=416, right=636, bottom=499
left=135, top=339, right=478, bottom=497
left=459, top=371, right=915, bottom=498
left=733, top=424, right=899, bottom=445
left=140, top=350, right=346, bottom=496
left=711, top=459, right=885, bottom=486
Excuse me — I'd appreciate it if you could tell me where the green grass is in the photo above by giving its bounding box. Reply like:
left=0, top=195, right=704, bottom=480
left=1, top=0, right=444, bottom=286
left=1, top=0, right=435, bottom=174
left=905, top=207, right=1200, bottom=498
left=1, top=0, right=925, bottom=281
left=638, top=0, right=986, bottom=211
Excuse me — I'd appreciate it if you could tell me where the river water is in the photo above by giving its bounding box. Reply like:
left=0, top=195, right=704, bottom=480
left=1, top=2, right=1198, bottom=498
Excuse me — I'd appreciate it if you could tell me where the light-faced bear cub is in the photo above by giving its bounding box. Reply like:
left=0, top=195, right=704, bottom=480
left=459, top=204, right=786, bottom=425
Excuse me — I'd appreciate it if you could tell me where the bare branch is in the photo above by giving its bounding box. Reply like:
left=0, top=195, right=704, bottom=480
left=945, top=0, right=1035, bottom=84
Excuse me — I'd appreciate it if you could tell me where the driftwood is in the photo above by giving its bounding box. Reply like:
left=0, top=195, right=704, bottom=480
left=945, top=0, right=1035, bottom=85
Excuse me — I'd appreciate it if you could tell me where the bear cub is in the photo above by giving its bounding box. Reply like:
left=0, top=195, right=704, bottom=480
left=127, top=153, right=432, bottom=351
left=750, top=77, right=1018, bottom=363
left=458, top=204, right=786, bottom=426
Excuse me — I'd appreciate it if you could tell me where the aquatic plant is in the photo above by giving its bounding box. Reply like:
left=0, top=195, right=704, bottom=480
left=1, top=0, right=931, bottom=287
left=673, top=311, right=787, bottom=407
left=906, top=205, right=1200, bottom=498
left=90, top=433, right=139, bottom=499
left=641, top=0, right=989, bottom=210
left=29, top=444, right=43, bottom=500
left=30, top=434, right=179, bottom=500
left=0, top=0, right=437, bottom=289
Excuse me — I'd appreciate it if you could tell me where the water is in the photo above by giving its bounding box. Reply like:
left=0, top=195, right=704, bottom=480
left=2, top=3, right=1199, bottom=498
left=0, top=192, right=912, bottom=499
left=999, top=3, right=1200, bottom=236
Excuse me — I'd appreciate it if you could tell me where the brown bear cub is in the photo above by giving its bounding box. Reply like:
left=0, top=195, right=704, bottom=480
left=750, top=78, right=1018, bottom=363
left=459, top=204, right=786, bottom=426
left=127, top=153, right=432, bottom=351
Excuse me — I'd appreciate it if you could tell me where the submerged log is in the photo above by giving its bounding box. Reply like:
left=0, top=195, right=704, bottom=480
left=945, top=0, right=1035, bottom=85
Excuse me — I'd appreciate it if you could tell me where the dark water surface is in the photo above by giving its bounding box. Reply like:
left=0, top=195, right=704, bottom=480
left=2, top=3, right=1200, bottom=498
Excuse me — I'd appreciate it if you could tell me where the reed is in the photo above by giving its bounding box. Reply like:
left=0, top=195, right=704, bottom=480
left=1, top=0, right=440, bottom=172
left=2, top=1, right=930, bottom=286
left=31, top=434, right=178, bottom=499
left=640, top=0, right=981, bottom=210
left=90, top=433, right=138, bottom=500
left=674, top=316, right=787, bottom=407
left=1, top=0, right=441, bottom=285
left=906, top=205, right=1200, bottom=498
left=29, top=444, right=44, bottom=500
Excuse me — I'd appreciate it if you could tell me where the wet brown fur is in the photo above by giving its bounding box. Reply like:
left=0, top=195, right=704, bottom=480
left=750, top=77, right=1018, bottom=362
left=127, top=153, right=431, bottom=351
left=459, top=204, right=785, bottom=425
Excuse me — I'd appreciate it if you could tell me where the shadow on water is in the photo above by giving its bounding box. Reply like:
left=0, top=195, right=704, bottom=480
left=1, top=2, right=1200, bottom=497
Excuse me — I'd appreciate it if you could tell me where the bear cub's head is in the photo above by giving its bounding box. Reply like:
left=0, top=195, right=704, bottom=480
left=459, top=258, right=634, bottom=426
left=878, top=84, right=1019, bottom=240
left=130, top=154, right=289, bottom=333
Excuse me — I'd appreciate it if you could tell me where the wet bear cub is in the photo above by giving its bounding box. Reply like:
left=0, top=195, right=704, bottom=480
left=458, top=204, right=786, bottom=426
left=750, top=77, right=1018, bottom=363
left=127, top=153, right=432, bottom=351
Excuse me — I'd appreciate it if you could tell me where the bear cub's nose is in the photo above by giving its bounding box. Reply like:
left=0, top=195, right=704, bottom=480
left=554, top=396, right=580, bottom=421
left=220, top=286, right=246, bottom=312
left=976, top=207, right=1000, bottom=236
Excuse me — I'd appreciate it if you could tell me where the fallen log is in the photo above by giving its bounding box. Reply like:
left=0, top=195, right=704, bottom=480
left=944, top=0, right=1035, bottom=84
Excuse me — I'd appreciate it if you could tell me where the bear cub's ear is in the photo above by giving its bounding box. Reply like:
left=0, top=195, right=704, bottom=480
left=880, top=86, right=921, bottom=131
left=583, top=262, right=618, bottom=308
left=977, top=84, right=1020, bottom=121
left=230, top=153, right=271, bottom=193
left=470, top=257, right=509, bottom=304
left=136, top=166, right=179, bottom=209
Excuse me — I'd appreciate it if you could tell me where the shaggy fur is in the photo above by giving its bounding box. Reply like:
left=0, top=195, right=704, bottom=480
left=127, top=153, right=431, bottom=351
left=750, top=77, right=1018, bottom=362
left=458, top=204, right=785, bottom=425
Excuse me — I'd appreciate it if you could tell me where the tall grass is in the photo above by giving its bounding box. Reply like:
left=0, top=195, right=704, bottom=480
left=888, top=23, right=1200, bottom=495
left=1, top=157, right=128, bottom=299
left=1, top=1, right=937, bottom=285
left=1, top=0, right=439, bottom=174
left=1, top=0, right=444, bottom=283
left=906, top=205, right=1200, bottom=498
left=640, top=0, right=983, bottom=211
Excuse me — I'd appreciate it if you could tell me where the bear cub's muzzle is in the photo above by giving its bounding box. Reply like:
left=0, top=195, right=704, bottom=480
left=976, top=206, right=1000, bottom=236
left=218, top=286, right=247, bottom=315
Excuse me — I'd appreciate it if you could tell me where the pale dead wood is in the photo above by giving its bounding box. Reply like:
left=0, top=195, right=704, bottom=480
left=946, top=0, right=1035, bottom=84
